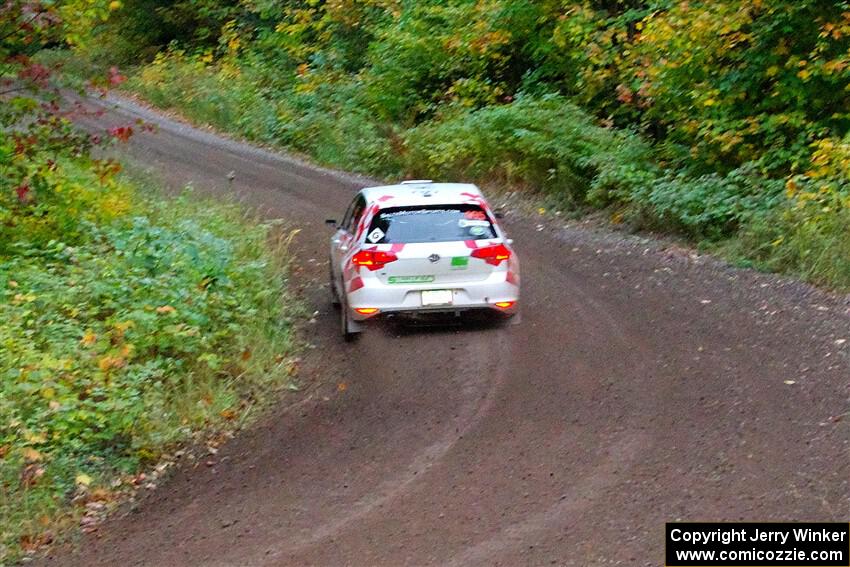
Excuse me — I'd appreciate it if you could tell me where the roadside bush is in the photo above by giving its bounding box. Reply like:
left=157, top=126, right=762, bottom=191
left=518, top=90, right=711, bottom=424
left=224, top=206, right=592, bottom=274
left=130, top=49, right=276, bottom=141
left=0, top=159, right=131, bottom=255
left=626, top=166, right=786, bottom=239
left=0, top=173, right=298, bottom=562
left=1, top=4, right=300, bottom=561
left=403, top=94, right=657, bottom=208
left=733, top=170, right=850, bottom=288
left=127, top=50, right=397, bottom=176
left=269, top=79, right=400, bottom=175
left=402, top=95, right=790, bottom=238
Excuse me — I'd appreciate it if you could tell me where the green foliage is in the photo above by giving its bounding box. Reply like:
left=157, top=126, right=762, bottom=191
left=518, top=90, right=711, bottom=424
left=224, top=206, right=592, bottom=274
left=727, top=179, right=850, bottom=288
left=545, top=1, right=850, bottom=170
left=73, top=0, right=242, bottom=65
left=360, top=1, right=559, bottom=123
left=0, top=171, right=298, bottom=561
left=1, top=0, right=133, bottom=253
left=0, top=158, right=131, bottom=255
left=626, top=166, right=786, bottom=238
left=81, top=0, right=850, bottom=176
left=126, top=48, right=400, bottom=176
left=1, top=5, right=301, bottom=561
left=74, top=0, right=850, bottom=287
left=129, top=49, right=276, bottom=140
left=403, top=94, right=657, bottom=208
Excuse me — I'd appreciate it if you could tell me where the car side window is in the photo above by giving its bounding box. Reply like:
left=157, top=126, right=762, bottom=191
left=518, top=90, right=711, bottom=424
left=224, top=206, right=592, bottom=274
left=344, top=195, right=366, bottom=233
left=341, top=196, right=359, bottom=232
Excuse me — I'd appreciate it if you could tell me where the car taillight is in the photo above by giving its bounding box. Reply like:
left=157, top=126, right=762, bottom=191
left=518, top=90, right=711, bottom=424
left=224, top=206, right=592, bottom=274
left=470, top=243, right=511, bottom=266
left=355, top=308, right=380, bottom=315
left=352, top=249, right=398, bottom=271
left=494, top=301, right=515, bottom=309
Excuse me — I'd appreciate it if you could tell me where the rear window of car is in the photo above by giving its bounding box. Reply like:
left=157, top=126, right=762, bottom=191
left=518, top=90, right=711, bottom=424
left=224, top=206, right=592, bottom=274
left=365, top=205, right=497, bottom=244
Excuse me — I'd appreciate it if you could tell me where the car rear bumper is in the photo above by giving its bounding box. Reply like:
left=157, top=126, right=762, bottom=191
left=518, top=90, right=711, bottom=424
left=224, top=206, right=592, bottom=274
left=347, top=276, right=519, bottom=321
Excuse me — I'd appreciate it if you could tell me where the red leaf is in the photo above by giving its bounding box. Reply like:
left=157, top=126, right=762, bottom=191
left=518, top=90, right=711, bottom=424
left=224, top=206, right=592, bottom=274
left=108, top=125, right=133, bottom=143
left=17, top=63, right=51, bottom=87
left=108, top=66, right=126, bottom=86
left=15, top=184, right=30, bottom=202
left=616, top=84, right=634, bottom=104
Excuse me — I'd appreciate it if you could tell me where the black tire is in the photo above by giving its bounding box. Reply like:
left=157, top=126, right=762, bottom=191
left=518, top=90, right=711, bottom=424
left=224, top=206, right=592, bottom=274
left=329, top=264, right=341, bottom=309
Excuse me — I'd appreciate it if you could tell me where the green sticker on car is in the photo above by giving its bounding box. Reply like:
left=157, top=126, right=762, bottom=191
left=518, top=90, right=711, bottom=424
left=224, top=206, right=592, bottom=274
left=388, top=275, right=436, bottom=284
left=450, top=256, right=469, bottom=269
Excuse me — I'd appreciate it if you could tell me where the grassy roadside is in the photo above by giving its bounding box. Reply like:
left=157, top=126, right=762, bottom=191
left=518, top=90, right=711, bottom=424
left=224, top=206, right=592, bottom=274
left=0, top=162, right=301, bottom=563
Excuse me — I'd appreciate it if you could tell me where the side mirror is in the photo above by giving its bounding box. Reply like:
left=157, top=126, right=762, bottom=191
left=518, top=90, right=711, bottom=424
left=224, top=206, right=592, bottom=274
left=325, top=219, right=337, bottom=228
left=506, top=238, right=514, bottom=245
left=494, top=211, right=505, bottom=219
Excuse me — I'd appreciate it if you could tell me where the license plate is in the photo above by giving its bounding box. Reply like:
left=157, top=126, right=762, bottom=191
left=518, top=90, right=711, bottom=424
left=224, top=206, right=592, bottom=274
left=421, top=289, right=453, bottom=306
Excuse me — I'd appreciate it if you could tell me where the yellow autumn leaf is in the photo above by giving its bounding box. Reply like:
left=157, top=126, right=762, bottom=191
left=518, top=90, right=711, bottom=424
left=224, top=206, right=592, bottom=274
left=156, top=305, right=176, bottom=314
left=108, top=0, right=122, bottom=10
left=785, top=178, right=798, bottom=197
left=22, top=448, right=42, bottom=462
left=24, top=431, right=47, bottom=445
left=75, top=473, right=92, bottom=487
left=114, top=320, right=135, bottom=332
left=98, top=356, right=125, bottom=371
left=80, top=330, right=97, bottom=346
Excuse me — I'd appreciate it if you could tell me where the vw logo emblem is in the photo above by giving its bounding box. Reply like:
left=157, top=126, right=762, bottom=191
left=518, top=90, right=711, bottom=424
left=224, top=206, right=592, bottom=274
left=428, top=253, right=440, bottom=263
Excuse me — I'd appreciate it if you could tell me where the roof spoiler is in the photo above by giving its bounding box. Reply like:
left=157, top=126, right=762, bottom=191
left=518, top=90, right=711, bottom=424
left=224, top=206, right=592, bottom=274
left=400, top=179, right=433, bottom=185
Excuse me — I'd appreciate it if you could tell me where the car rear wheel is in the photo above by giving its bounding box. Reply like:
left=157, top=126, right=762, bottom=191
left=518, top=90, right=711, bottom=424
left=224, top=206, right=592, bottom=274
left=329, top=263, right=340, bottom=309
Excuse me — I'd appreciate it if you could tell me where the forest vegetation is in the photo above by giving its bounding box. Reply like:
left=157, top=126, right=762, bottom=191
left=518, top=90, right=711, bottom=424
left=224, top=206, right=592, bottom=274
left=76, top=0, right=850, bottom=286
left=2, top=2, right=298, bottom=561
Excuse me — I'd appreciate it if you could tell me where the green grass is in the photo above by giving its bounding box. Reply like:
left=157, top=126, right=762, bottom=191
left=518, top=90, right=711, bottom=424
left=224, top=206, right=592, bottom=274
left=717, top=203, right=850, bottom=289
left=0, top=166, right=301, bottom=563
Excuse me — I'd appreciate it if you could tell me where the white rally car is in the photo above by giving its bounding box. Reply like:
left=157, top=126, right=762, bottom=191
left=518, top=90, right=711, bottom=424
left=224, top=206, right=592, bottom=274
left=327, top=181, right=520, bottom=339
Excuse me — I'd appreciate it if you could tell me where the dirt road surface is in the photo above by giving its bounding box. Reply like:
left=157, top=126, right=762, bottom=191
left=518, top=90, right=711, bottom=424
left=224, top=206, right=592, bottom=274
left=41, top=96, right=850, bottom=566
